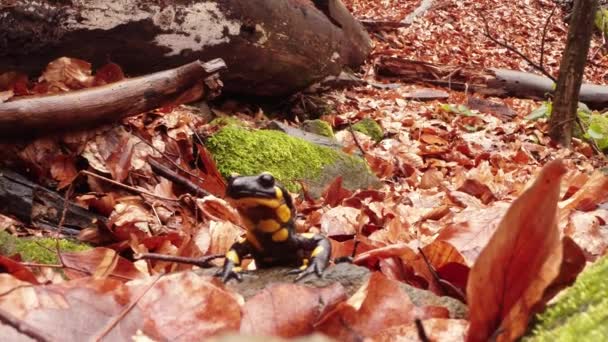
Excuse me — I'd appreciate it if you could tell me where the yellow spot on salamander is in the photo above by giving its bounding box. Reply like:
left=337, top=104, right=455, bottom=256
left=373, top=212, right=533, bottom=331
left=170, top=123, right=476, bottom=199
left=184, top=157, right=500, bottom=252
left=276, top=204, right=291, bottom=223
left=300, top=233, right=315, bottom=239
left=299, top=258, right=309, bottom=270
left=226, top=250, right=240, bottom=264
left=272, top=228, right=289, bottom=242
left=247, top=231, right=263, bottom=251
left=233, top=197, right=281, bottom=209
left=232, top=266, right=242, bottom=273
left=258, top=219, right=281, bottom=233
left=311, top=246, right=324, bottom=257
left=275, top=187, right=283, bottom=201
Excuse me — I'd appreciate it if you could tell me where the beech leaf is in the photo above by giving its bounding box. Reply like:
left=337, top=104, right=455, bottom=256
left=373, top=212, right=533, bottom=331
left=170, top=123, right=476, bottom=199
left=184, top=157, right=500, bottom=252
left=466, top=160, right=566, bottom=342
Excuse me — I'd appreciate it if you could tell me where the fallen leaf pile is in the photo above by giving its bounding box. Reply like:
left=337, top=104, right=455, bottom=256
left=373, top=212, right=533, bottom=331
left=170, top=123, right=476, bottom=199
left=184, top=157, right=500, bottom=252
left=1, top=0, right=608, bottom=341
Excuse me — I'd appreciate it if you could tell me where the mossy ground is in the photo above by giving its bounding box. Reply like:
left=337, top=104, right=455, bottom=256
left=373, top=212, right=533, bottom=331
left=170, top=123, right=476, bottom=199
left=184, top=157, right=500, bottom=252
left=0, top=230, right=90, bottom=264
left=525, top=255, right=608, bottom=341
left=205, top=126, right=367, bottom=192
left=595, top=9, right=608, bottom=36
left=352, top=118, right=384, bottom=142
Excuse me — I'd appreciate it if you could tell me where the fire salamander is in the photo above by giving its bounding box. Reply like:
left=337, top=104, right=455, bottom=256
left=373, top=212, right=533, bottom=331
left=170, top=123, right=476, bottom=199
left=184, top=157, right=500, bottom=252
left=219, top=173, right=331, bottom=282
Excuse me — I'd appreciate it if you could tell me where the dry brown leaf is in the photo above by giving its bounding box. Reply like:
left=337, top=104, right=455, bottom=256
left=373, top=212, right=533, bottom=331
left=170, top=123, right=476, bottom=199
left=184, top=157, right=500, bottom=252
left=0, top=256, right=39, bottom=284
left=320, top=207, right=360, bottom=237
left=317, top=272, right=447, bottom=340
left=241, top=283, right=345, bottom=337
left=466, top=160, right=566, bottom=342
left=61, top=247, right=146, bottom=281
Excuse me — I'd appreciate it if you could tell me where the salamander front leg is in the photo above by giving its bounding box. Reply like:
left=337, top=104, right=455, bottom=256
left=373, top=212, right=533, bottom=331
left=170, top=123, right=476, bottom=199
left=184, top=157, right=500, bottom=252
left=218, top=239, right=251, bottom=283
left=289, top=233, right=332, bottom=281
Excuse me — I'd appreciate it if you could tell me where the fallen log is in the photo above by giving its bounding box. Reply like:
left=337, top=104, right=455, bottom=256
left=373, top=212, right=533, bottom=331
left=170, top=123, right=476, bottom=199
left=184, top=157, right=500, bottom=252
left=0, top=0, right=372, bottom=97
left=376, top=57, right=608, bottom=110
left=0, top=59, right=224, bottom=139
left=0, top=168, right=106, bottom=235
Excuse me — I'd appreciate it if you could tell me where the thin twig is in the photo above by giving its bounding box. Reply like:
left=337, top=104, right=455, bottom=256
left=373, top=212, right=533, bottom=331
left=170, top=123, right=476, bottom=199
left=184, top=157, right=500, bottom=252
left=93, top=274, right=163, bottom=341
left=0, top=307, right=51, bottom=342
left=134, top=252, right=223, bottom=268
left=81, top=170, right=178, bottom=202
left=415, top=318, right=430, bottom=342
left=540, top=6, right=558, bottom=72
left=478, top=10, right=557, bottom=82
left=131, top=131, right=207, bottom=184
left=0, top=285, right=36, bottom=298
left=347, top=123, right=368, bottom=158
left=148, top=158, right=211, bottom=197
left=20, top=262, right=64, bottom=269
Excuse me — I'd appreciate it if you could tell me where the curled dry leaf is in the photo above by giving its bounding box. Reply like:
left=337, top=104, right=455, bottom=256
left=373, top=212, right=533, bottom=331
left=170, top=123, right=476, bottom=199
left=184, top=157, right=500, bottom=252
left=39, top=57, right=95, bottom=91
left=50, top=155, right=79, bottom=189
left=564, top=211, right=608, bottom=258
left=0, top=255, right=39, bottom=284
left=559, top=169, right=608, bottom=222
left=196, top=196, right=241, bottom=226
left=466, top=160, right=566, bottom=342
left=316, top=272, right=446, bottom=340
left=320, top=206, right=360, bottom=237
left=61, top=247, right=146, bottom=281
left=435, top=202, right=510, bottom=264
left=323, top=176, right=353, bottom=207
left=241, top=283, right=346, bottom=337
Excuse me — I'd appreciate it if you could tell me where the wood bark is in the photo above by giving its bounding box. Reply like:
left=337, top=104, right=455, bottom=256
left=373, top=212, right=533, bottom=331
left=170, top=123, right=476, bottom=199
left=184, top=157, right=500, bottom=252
left=376, top=57, right=608, bottom=110
left=0, top=168, right=107, bottom=235
left=0, top=0, right=372, bottom=97
left=549, top=0, right=598, bottom=147
left=0, top=59, right=224, bottom=139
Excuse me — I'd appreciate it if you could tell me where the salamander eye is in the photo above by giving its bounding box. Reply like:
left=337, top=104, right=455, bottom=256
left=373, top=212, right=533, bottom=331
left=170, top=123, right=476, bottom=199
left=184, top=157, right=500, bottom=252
left=258, top=173, right=275, bottom=187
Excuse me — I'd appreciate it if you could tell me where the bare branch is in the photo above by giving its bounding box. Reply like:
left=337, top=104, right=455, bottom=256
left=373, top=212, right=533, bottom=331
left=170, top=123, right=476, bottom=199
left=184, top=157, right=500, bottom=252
left=540, top=6, right=558, bottom=71
left=478, top=10, right=557, bottom=82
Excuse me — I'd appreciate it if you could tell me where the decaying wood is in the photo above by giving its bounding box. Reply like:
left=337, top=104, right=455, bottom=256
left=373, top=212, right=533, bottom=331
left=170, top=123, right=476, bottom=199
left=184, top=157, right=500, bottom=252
left=376, top=57, right=608, bottom=110
left=0, top=59, right=225, bottom=139
left=549, top=0, right=598, bottom=146
left=0, top=0, right=371, bottom=97
left=0, top=169, right=107, bottom=235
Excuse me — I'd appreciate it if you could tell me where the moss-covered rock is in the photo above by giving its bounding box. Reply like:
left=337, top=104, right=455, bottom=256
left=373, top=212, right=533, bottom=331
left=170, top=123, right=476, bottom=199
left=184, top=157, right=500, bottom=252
left=208, top=116, right=246, bottom=128
left=595, top=9, right=608, bottom=35
left=0, top=231, right=90, bottom=264
left=524, top=255, right=608, bottom=341
left=205, top=126, right=378, bottom=194
left=301, top=120, right=335, bottom=138
left=352, top=118, right=384, bottom=142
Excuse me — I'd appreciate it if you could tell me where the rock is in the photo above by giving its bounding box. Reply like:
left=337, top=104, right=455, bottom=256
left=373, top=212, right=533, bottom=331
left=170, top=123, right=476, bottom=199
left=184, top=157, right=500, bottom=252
left=205, top=126, right=378, bottom=196
left=265, top=120, right=341, bottom=150
left=352, top=118, right=384, bottom=142
left=524, top=254, right=608, bottom=340
left=197, top=263, right=467, bottom=318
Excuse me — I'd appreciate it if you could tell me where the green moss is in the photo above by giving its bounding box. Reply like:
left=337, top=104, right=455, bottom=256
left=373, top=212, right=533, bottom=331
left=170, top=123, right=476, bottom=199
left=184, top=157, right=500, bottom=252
left=208, top=116, right=245, bottom=128
left=595, top=9, right=608, bottom=35
left=0, top=231, right=90, bottom=264
left=205, top=126, right=366, bottom=192
left=352, top=118, right=384, bottom=142
left=301, top=120, right=335, bottom=138
left=525, top=255, right=608, bottom=341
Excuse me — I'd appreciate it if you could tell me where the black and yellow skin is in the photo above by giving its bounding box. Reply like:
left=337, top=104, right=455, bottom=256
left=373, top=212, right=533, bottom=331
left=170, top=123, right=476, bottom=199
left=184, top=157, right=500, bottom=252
left=220, top=173, right=332, bottom=282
